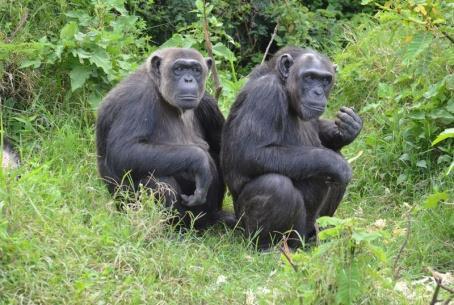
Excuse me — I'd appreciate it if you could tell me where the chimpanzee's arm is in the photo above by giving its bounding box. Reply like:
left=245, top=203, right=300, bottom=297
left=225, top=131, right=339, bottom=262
left=109, top=140, right=212, bottom=206
left=318, top=107, right=362, bottom=151
left=194, top=93, right=225, bottom=156
left=105, top=99, right=212, bottom=206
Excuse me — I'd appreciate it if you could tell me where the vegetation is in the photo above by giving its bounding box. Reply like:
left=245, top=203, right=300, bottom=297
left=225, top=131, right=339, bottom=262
left=1, top=0, right=452, bottom=304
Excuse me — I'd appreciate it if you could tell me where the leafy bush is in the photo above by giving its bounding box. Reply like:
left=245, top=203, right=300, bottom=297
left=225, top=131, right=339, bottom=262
left=333, top=0, right=453, bottom=191
left=1, top=0, right=147, bottom=109
left=132, top=0, right=378, bottom=72
left=275, top=216, right=409, bottom=305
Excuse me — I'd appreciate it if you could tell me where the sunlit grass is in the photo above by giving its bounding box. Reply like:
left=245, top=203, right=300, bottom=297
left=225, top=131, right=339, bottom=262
left=0, top=104, right=452, bottom=304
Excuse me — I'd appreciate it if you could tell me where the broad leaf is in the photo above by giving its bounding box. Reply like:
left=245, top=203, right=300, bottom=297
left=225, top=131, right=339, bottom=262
left=160, top=34, right=196, bottom=49
left=89, top=49, right=112, bottom=74
left=432, top=128, right=454, bottom=146
left=416, top=160, right=427, bottom=168
left=317, top=216, right=345, bottom=227
left=423, top=192, right=448, bottom=209
left=20, top=59, right=42, bottom=68
left=352, top=231, right=382, bottom=242
left=60, top=21, right=79, bottom=40
left=212, top=42, right=236, bottom=62
left=70, top=65, right=92, bottom=91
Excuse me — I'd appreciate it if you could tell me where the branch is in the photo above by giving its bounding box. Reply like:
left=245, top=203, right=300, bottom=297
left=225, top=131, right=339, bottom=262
left=279, top=238, right=298, bottom=272
left=427, top=268, right=454, bottom=305
left=393, top=207, right=413, bottom=279
left=430, top=277, right=442, bottom=305
left=5, top=9, right=29, bottom=43
left=441, top=31, right=454, bottom=44
left=202, top=0, right=222, bottom=102
left=261, top=19, right=280, bottom=65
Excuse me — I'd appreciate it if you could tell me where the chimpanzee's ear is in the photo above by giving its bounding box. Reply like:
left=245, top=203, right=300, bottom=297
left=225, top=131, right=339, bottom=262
left=149, top=55, right=162, bottom=78
left=205, top=57, right=213, bottom=71
left=278, top=53, right=294, bottom=79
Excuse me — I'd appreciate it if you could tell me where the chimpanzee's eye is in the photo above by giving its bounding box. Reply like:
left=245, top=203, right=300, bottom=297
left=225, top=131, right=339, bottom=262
left=304, top=74, right=314, bottom=81
left=174, top=66, right=183, bottom=75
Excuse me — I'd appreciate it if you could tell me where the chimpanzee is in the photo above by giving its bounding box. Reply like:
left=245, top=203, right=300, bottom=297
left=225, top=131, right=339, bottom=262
left=96, top=48, right=234, bottom=228
left=1, top=136, right=20, bottom=169
left=221, top=47, right=362, bottom=249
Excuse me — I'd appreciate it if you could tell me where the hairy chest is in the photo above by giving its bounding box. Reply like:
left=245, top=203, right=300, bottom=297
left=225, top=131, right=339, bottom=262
left=153, top=109, right=209, bottom=150
left=284, top=117, right=322, bottom=147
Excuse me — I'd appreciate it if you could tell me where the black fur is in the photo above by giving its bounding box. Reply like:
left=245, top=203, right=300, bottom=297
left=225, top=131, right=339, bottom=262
left=96, top=48, right=234, bottom=229
left=221, top=47, right=362, bottom=249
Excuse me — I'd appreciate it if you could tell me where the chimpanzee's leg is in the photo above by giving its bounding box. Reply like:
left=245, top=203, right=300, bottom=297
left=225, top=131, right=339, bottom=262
left=293, top=178, right=347, bottom=239
left=174, top=158, right=233, bottom=229
left=138, top=157, right=230, bottom=229
left=234, top=174, right=307, bottom=250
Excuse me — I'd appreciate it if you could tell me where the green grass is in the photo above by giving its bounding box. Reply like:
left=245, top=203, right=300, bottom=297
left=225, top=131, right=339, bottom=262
left=0, top=107, right=452, bottom=305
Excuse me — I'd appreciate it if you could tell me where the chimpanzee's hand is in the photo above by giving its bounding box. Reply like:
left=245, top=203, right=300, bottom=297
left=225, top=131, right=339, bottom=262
left=181, top=149, right=212, bottom=207
left=181, top=188, right=207, bottom=207
left=335, top=107, right=362, bottom=144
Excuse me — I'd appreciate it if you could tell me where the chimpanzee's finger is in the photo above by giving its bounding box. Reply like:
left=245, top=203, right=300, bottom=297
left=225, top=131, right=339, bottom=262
left=340, top=107, right=362, bottom=123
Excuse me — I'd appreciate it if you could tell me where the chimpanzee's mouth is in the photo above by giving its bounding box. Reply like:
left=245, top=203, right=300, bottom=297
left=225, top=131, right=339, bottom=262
left=305, top=104, right=325, bottom=112
left=178, top=95, right=198, bottom=101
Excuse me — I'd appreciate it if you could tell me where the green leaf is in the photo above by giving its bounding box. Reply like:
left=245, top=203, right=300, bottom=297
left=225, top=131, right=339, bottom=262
left=423, top=82, right=443, bottom=99
left=367, top=244, right=387, bottom=262
left=408, top=111, right=425, bottom=120
left=89, top=49, right=112, bottom=74
left=160, top=34, right=196, bottom=49
left=396, top=174, right=407, bottom=185
left=352, top=231, right=382, bottom=242
left=60, top=21, right=79, bottom=40
left=423, top=192, right=448, bottom=209
left=445, top=74, right=454, bottom=91
left=317, top=216, right=345, bottom=227
left=403, top=33, right=432, bottom=65
left=416, top=160, right=427, bottom=168
left=429, top=109, right=454, bottom=121
left=69, top=65, right=92, bottom=91
left=105, top=0, right=127, bottom=15
left=73, top=49, right=92, bottom=60
left=447, top=161, right=454, bottom=175
left=318, top=226, right=342, bottom=240
left=447, top=99, right=454, bottom=113
left=195, top=0, right=204, bottom=11
left=212, top=42, right=236, bottom=62
left=432, top=128, right=454, bottom=146
left=336, top=263, right=362, bottom=305
left=399, top=154, right=410, bottom=162
left=20, top=59, right=42, bottom=68
left=437, top=155, right=452, bottom=165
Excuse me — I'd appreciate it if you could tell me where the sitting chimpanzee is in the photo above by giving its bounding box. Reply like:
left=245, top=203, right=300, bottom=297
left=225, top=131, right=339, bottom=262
left=221, top=47, right=362, bottom=249
left=96, top=48, right=234, bottom=228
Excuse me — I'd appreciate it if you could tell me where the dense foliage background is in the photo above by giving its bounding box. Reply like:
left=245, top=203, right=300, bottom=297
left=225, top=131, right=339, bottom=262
left=0, top=0, right=453, bottom=304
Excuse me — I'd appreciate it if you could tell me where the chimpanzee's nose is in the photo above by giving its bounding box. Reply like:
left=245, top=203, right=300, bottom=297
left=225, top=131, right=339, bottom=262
left=184, top=75, right=194, bottom=83
left=313, top=88, right=323, bottom=96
